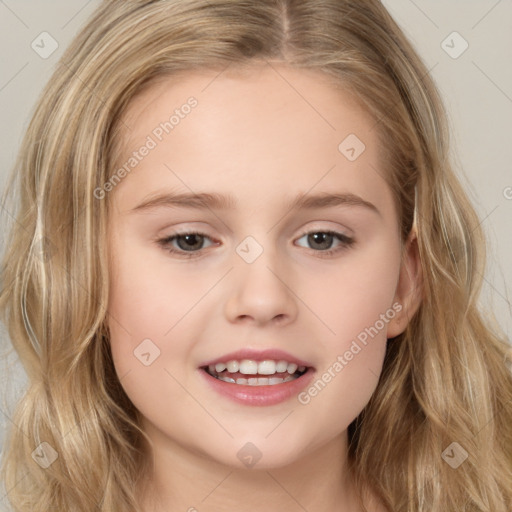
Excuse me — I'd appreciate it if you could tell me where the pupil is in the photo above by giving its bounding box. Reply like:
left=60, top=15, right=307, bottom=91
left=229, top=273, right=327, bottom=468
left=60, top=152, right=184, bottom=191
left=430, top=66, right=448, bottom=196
left=178, top=234, right=203, bottom=251
left=175, top=233, right=334, bottom=252
left=309, top=232, right=332, bottom=250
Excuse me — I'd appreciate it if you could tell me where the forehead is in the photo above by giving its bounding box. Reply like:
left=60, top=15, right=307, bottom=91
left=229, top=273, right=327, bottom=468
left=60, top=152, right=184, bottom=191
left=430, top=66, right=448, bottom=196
left=109, top=63, right=389, bottom=216
left=117, top=63, right=378, bottom=155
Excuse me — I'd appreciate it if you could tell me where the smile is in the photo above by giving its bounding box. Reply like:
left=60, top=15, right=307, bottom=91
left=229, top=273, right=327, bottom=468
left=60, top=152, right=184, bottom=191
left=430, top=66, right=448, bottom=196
left=204, top=359, right=308, bottom=386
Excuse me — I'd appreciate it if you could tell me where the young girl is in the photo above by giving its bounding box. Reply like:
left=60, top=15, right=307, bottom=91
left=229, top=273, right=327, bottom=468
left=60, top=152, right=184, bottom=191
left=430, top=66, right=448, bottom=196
left=1, top=1, right=511, bottom=511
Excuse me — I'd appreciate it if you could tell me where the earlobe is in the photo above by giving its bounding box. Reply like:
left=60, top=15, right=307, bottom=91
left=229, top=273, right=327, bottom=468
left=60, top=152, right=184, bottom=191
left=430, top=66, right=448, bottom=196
left=387, top=229, right=423, bottom=338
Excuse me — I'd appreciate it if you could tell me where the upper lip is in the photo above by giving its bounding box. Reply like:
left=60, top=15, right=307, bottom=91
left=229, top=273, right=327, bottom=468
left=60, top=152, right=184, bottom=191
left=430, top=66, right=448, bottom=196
left=199, top=348, right=314, bottom=369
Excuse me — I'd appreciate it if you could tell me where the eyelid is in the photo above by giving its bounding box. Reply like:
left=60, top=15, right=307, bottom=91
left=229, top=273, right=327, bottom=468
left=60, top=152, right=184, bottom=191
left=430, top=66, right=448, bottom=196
left=156, top=226, right=355, bottom=260
left=155, top=230, right=216, bottom=259
left=295, top=229, right=354, bottom=257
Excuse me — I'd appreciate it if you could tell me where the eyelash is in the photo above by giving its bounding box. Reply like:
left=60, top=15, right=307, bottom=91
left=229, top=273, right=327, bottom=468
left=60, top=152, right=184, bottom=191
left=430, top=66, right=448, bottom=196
left=156, top=229, right=355, bottom=260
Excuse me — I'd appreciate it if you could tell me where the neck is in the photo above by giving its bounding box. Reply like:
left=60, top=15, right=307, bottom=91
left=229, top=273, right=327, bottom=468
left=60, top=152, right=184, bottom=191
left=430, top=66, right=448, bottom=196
left=136, top=425, right=373, bottom=512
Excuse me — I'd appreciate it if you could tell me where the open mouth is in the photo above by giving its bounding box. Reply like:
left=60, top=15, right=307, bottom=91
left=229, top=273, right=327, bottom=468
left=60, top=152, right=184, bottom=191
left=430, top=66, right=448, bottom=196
left=201, top=361, right=311, bottom=386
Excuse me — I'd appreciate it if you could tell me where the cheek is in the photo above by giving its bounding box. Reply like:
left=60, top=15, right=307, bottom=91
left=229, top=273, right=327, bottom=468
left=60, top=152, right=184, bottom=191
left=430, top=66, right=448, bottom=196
left=302, top=241, right=401, bottom=346
left=295, top=242, right=400, bottom=413
left=107, top=235, right=210, bottom=344
left=106, top=237, right=218, bottom=405
left=296, top=309, right=393, bottom=449
left=106, top=258, right=194, bottom=432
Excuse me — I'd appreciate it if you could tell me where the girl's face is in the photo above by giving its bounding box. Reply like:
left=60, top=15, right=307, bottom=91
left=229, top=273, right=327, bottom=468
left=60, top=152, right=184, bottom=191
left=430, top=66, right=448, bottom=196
left=106, top=64, right=420, bottom=471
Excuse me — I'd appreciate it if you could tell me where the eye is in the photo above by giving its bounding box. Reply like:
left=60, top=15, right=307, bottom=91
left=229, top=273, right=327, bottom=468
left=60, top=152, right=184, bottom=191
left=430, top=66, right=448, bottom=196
left=156, top=229, right=354, bottom=260
left=295, top=230, right=354, bottom=257
left=156, top=231, right=216, bottom=259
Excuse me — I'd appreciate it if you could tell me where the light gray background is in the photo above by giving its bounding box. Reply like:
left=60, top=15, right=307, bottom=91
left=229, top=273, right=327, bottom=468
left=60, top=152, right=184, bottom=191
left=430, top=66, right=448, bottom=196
left=0, top=0, right=511, bottom=505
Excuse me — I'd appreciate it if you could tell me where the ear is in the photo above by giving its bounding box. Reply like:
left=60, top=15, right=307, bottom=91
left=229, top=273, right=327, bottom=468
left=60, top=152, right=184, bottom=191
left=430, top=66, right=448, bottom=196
left=387, top=228, right=423, bottom=338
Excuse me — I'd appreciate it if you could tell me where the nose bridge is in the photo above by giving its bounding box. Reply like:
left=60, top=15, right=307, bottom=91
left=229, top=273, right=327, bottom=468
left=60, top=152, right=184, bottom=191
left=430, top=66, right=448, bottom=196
left=223, top=233, right=298, bottom=324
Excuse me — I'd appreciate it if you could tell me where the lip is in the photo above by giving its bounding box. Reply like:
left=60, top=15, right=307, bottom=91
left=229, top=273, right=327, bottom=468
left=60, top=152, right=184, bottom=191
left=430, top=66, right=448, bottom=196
left=199, top=348, right=314, bottom=368
left=198, top=366, right=316, bottom=406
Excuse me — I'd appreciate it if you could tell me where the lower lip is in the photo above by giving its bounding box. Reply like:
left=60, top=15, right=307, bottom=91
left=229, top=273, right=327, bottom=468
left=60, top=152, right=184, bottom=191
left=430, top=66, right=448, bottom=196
left=198, top=367, right=316, bottom=406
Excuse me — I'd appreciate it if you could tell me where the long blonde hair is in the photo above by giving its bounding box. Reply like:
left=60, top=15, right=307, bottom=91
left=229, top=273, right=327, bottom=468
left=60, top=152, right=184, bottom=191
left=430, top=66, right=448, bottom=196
left=1, top=1, right=511, bottom=510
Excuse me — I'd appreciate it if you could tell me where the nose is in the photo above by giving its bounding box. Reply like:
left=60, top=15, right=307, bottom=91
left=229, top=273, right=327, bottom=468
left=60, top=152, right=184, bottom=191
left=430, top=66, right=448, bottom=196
left=223, top=248, right=299, bottom=327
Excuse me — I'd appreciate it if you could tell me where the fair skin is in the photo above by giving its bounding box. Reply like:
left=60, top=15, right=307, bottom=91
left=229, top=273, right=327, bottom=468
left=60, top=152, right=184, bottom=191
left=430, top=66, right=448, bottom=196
left=106, top=63, right=422, bottom=512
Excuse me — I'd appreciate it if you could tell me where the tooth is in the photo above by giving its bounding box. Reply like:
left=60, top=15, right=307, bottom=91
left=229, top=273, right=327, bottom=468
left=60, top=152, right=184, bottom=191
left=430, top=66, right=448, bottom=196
left=208, top=359, right=307, bottom=380
left=239, top=360, right=258, bottom=375
left=226, top=360, right=239, bottom=373
left=219, top=375, right=300, bottom=386
left=258, top=360, right=276, bottom=375
left=218, top=375, right=235, bottom=383
left=287, top=363, right=298, bottom=374
left=276, top=360, right=288, bottom=372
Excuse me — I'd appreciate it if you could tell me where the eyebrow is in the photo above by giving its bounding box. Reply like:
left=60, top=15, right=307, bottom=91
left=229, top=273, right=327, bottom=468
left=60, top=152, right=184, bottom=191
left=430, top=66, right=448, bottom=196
left=129, top=191, right=381, bottom=216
